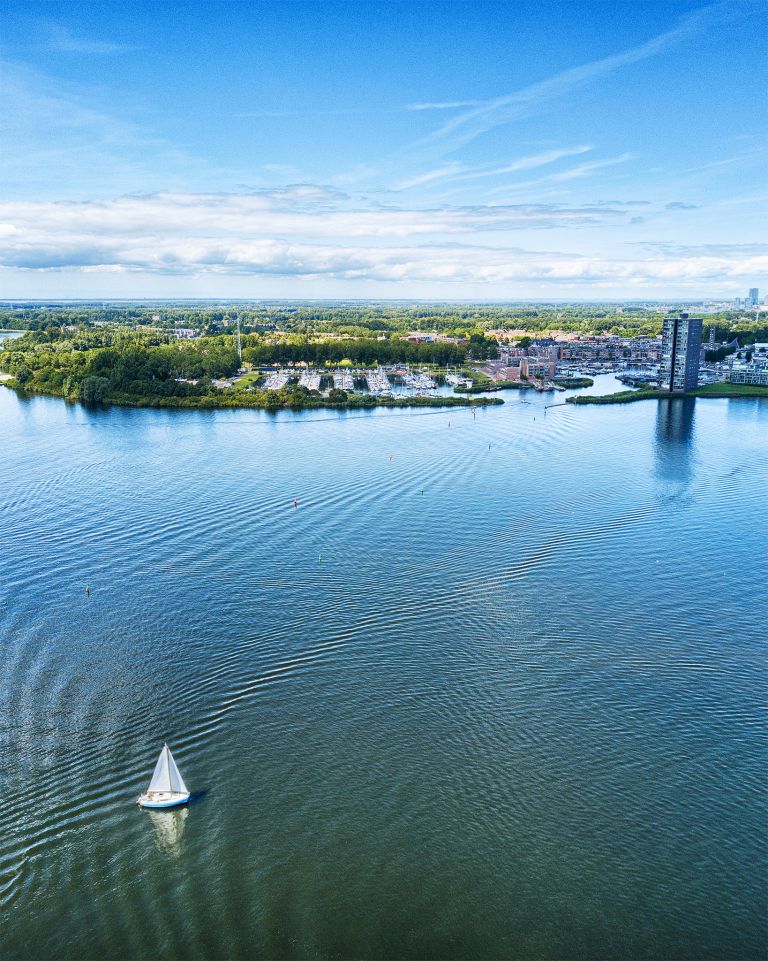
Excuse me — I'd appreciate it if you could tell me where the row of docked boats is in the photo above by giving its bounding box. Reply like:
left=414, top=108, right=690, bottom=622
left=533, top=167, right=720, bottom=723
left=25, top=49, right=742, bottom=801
left=402, top=371, right=437, bottom=391
left=444, top=373, right=473, bottom=389
left=365, top=370, right=394, bottom=396
left=263, top=372, right=291, bottom=390
left=332, top=372, right=355, bottom=391
left=298, top=372, right=322, bottom=390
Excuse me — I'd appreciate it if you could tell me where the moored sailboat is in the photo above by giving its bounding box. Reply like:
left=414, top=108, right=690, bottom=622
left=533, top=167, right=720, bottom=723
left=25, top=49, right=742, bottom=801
left=137, top=743, right=191, bottom=808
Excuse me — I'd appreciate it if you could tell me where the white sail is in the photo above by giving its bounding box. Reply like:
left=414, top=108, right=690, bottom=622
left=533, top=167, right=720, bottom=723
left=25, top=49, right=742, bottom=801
left=167, top=747, right=188, bottom=795
left=147, top=744, right=188, bottom=795
left=148, top=745, right=171, bottom=792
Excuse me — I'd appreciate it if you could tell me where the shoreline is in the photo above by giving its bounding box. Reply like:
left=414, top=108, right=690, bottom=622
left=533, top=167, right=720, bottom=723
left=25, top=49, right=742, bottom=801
left=0, top=381, right=504, bottom=412
left=567, top=382, right=768, bottom=405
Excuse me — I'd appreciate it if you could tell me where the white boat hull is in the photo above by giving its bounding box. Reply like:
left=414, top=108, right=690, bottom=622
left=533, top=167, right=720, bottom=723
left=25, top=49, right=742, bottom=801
left=137, top=791, right=191, bottom=809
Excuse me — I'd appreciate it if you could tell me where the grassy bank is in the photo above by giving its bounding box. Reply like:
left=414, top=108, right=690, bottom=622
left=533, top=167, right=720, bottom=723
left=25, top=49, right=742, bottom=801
left=567, top=382, right=768, bottom=405
left=692, top=382, right=768, bottom=397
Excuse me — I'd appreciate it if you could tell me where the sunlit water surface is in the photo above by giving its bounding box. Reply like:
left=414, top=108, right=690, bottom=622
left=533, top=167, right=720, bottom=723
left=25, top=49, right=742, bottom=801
left=1, top=379, right=766, bottom=960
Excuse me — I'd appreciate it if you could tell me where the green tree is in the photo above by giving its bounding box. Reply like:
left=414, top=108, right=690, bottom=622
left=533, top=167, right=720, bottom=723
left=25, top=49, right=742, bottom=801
left=79, top=376, right=110, bottom=404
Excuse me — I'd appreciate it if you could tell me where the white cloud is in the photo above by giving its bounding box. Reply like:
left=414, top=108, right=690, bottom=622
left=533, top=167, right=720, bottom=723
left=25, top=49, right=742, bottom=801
left=0, top=191, right=631, bottom=249
left=0, top=191, right=764, bottom=288
left=4, top=240, right=764, bottom=287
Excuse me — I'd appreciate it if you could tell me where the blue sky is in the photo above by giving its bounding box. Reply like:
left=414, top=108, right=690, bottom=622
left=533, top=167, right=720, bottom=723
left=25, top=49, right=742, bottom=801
left=0, top=0, right=765, bottom=299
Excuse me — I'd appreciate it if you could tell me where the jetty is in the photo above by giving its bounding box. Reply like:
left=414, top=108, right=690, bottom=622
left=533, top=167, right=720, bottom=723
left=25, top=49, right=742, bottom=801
left=333, top=372, right=355, bottom=391
left=366, top=370, right=393, bottom=396
left=402, top=370, right=437, bottom=394
left=298, top=373, right=321, bottom=390
left=263, top=372, right=291, bottom=391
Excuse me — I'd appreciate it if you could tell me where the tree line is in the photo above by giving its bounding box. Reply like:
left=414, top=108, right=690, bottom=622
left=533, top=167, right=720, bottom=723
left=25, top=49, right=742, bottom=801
left=241, top=334, right=497, bottom=366
left=3, top=304, right=768, bottom=346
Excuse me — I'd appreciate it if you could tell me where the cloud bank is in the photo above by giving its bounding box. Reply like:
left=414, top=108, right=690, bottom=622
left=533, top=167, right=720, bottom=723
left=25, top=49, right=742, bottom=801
left=0, top=190, right=764, bottom=288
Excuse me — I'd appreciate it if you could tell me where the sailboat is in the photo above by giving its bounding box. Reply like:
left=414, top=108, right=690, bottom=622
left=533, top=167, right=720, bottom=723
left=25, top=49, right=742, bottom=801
left=137, top=743, right=191, bottom=809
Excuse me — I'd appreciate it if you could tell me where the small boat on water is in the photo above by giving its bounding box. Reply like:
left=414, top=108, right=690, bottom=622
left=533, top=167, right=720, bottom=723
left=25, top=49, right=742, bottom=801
left=137, top=743, right=190, bottom=809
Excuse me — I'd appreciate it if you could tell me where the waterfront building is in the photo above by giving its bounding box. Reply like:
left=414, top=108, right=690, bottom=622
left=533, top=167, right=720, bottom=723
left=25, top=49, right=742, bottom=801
left=555, top=335, right=661, bottom=366
left=728, top=363, right=768, bottom=386
left=658, top=314, right=702, bottom=392
left=728, top=346, right=768, bottom=386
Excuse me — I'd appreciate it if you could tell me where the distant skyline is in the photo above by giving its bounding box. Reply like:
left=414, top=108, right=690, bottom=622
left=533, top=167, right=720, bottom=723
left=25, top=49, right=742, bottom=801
left=1, top=0, right=766, bottom=299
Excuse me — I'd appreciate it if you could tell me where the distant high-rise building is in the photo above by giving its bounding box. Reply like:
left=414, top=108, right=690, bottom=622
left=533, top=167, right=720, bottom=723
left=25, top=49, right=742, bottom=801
left=749, top=288, right=759, bottom=306
left=708, top=326, right=716, bottom=348
left=658, top=314, right=702, bottom=392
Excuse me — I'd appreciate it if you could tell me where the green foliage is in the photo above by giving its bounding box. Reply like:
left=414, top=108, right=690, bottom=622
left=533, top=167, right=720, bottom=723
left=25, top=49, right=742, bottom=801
left=78, top=376, right=110, bottom=404
left=705, top=345, right=735, bottom=362
left=552, top=377, right=593, bottom=388
left=568, top=389, right=661, bottom=405
left=1, top=302, right=767, bottom=348
left=241, top=335, right=495, bottom=367
left=0, top=327, right=240, bottom=403
left=4, top=303, right=765, bottom=414
left=693, top=381, right=768, bottom=397
left=0, top=323, right=505, bottom=412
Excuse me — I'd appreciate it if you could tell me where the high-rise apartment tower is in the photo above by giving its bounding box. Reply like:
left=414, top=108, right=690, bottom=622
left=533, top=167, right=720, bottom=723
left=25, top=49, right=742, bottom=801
left=658, top=314, right=702, bottom=392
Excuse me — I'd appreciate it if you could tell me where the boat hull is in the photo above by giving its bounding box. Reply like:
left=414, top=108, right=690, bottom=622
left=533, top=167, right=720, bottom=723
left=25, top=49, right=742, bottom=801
left=137, top=791, right=190, bottom=809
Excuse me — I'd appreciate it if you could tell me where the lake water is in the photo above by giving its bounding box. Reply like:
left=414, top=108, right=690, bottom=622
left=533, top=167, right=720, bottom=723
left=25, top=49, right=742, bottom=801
left=1, top=379, right=766, bottom=960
